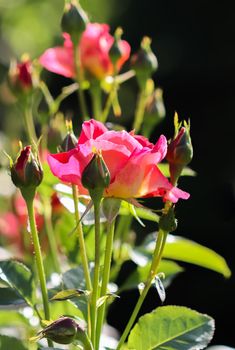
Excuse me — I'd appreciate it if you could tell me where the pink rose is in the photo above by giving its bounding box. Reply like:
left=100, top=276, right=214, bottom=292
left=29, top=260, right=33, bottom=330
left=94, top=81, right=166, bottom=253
left=47, top=120, right=189, bottom=203
left=39, top=23, right=130, bottom=80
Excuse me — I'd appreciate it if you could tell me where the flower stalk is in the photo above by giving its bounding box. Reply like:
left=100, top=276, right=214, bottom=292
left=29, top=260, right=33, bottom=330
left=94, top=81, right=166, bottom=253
left=96, top=219, right=115, bottom=348
left=90, top=197, right=102, bottom=349
left=25, top=197, right=53, bottom=347
left=72, top=184, right=92, bottom=330
left=116, top=203, right=175, bottom=350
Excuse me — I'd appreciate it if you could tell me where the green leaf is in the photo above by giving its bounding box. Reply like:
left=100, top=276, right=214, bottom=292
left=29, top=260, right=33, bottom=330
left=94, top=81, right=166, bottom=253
left=51, top=288, right=89, bottom=301
left=120, top=260, right=183, bottom=292
left=0, top=335, right=27, bottom=350
left=62, top=267, right=90, bottom=319
left=127, top=306, right=215, bottom=350
left=164, top=235, right=231, bottom=278
left=0, top=287, right=26, bottom=308
left=0, top=260, right=36, bottom=307
left=158, top=163, right=196, bottom=177
left=135, top=234, right=231, bottom=278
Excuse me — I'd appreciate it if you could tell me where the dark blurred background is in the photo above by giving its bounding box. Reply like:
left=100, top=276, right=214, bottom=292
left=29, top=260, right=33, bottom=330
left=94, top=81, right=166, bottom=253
left=0, top=0, right=235, bottom=347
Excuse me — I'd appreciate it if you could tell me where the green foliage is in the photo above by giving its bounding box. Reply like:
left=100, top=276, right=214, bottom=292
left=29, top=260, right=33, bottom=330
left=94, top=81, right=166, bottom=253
left=0, top=260, right=36, bottom=307
left=120, top=260, right=183, bottom=292
left=0, top=335, right=27, bottom=350
left=0, top=287, right=26, bottom=308
left=133, top=233, right=231, bottom=278
left=127, top=306, right=215, bottom=350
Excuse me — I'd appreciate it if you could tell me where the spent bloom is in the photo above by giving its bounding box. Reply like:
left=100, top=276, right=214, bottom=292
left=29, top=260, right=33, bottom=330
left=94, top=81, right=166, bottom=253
left=39, top=23, right=130, bottom=80
left=47, top=119, right=189, bottom=203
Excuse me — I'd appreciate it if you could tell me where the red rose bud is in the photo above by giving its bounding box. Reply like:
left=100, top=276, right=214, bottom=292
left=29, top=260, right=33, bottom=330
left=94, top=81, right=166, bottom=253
left=81, top=151, right=110, bottom=201
left=11, top=146, right=43, bottom=191
left=131, top=36, right=158, bottom=89
left=167, top=119, right=193, bottom=185
left=8, top=58, right=33, bottom=95
left=61, top=0, right=88, bottom=44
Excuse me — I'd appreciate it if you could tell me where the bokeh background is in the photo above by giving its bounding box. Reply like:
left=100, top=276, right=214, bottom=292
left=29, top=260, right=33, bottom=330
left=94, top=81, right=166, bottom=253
left=0, top=0, right=234, bottom=347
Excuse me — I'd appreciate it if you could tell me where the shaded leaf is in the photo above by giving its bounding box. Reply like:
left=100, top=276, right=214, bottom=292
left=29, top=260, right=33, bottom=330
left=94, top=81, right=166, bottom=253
left=120, top=260, right=183, bottom=292
left=0, top=260, right=36, bottom=307
left=0, top=335, right=27, bottom=350
left=62, top=267, right=90, bottom=319
left=0, top=287, right=26, bottom=309
left=127, top=306, right=215, bottom=350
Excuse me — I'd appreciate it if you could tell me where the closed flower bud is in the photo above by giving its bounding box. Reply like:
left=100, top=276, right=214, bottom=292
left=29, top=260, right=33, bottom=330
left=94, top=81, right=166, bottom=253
left=40, top=317, right=78, bottom=344
left=60, top=131, right=78, bottom=152
left=131, top=37, right=158, bottom=89
left=109, top=27, right=124, bottom=67
left=10, top=146, right=43, bottom=193
left=82, top=151, right=110, bottom=201
left=8, top=58, right=33, bottom=95
left=61, top=0, right=88, bottom=44
left=166, top=116, right=193, bottom=185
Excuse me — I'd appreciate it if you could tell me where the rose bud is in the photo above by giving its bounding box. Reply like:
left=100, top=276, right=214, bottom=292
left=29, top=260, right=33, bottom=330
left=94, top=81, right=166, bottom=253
left=61, top=0, right=88, bottom=44
left=8, top=58, right=33, bottom=95
left=131, top=36, right=158, bottom=89
left=39, top=317, right=77, bottom=344
left=166, top=117, right=193, bottom=185
left=109, top=27, right=125, bottom=68
left=33, top=316, right=93, bottom=349
left=10, top=145, right=43, bottom=198
left=60, top=130, right=78, bottom=152
left=82, top=151, right=110, bottom=201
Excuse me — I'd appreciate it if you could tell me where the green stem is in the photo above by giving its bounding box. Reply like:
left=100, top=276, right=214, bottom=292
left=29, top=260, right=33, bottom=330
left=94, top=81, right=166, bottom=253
left=72, top=185, right=92, bottom=291
left=42, top=197, right=61, bottom=274
left=100, top=84, right=117, bottom=123
left=22, top=98, right=37, bottom=151
left=116, top=228, right=167, bottom=350
left=25, top=197, right=53, bottom=348
left=74, top=46, right=88, bottom=121
left=96, top=220, right=115, bottom=348
left=110, top=215, right=132, bottom=281
left=90, top=81, right=102, bottom=120
left=132, top=84, right=148, bottom=134
left=90, top=198, right=102, bottom=349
